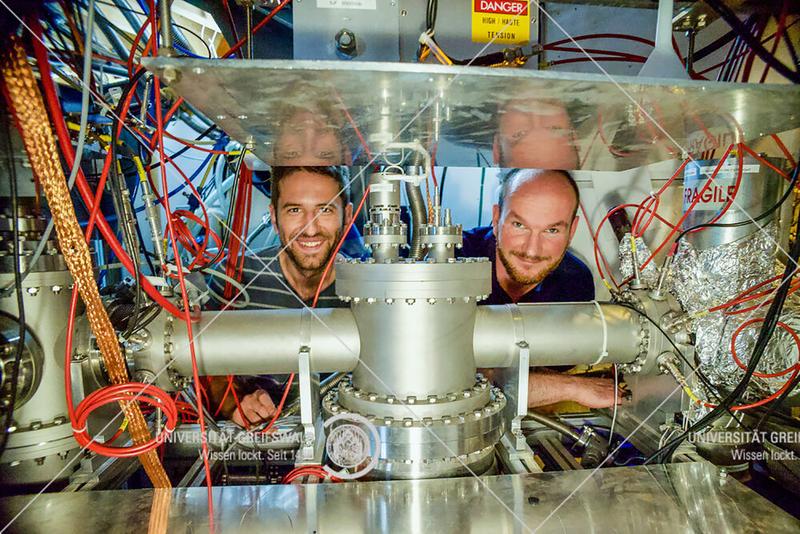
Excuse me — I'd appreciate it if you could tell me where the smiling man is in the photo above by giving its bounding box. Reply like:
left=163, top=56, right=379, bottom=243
left=463, top=168, right=622, bottom=409
left=211, top=166, right=353, bottom=427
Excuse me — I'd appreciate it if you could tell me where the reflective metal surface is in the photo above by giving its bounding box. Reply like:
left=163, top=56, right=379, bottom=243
left=1, top=463, right=798, bottom=533
left=143, top=58, right=800, bottom=171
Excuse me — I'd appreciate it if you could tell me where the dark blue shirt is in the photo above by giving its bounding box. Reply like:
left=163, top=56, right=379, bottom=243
left=461, top=226, right=595, bottom=304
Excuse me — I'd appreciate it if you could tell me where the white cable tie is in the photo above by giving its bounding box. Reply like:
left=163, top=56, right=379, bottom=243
left=592, top=300, right=609, bottom=365
left=71, top=425, right=88, bottom=433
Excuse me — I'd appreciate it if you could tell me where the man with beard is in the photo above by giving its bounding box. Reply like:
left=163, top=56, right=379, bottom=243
left=212, top=166, right=353, bottom=427
left=463, top=168, right=622, bottom=408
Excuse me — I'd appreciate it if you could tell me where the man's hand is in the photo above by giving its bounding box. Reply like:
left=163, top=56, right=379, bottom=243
left=231, top=388, right=277, bottom=428
left=527, top=372, right=624, bottom=408
left=570, top=377, right=624, bottom=408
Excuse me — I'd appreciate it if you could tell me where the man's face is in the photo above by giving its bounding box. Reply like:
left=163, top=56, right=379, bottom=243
left=273, top=110, right=350, bottom=166
left=269, top=170, right=353, bottom=273
left=492, top=173, right=578, bottom=286
left=493, top=101, right=578, bottom=169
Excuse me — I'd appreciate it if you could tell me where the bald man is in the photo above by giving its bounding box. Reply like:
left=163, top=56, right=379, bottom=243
left=463, top=169, right=622, bottom=409
left=493, top=99, right=579, bottom=170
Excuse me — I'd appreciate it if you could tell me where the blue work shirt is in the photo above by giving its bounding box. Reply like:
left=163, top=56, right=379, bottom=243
left=461, top=226, right=595, bottom=304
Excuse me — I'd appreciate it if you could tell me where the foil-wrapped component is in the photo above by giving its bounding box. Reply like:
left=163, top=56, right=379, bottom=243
left=618, top=233, right=659, bottom=288
left=693, top=303, right=800, bottom=396
left=671, top=222, right=777, bottom=314
left=670, top=221, right=797, bottom=395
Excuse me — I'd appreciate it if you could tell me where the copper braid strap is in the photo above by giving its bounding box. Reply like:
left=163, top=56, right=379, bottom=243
left=1, top=37, right=170, bottom=488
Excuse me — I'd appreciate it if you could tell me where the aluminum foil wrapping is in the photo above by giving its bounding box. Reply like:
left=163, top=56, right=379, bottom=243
left=670, top=222, right=797, bottom=395
left=671, top=222, right=778, bottom=315
left=618, top=233, right=659, bottom=287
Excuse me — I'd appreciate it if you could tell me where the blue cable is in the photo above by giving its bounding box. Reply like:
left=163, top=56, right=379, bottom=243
left=133, top=149, right=216, bottom=213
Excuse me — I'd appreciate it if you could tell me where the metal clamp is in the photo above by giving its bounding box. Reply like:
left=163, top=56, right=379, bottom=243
left=297, top=309, right=323, bottom=463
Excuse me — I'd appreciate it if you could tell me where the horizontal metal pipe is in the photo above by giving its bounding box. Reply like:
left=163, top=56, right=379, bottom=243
left=163, top=308, right=360, bottom=376
left=473, top=303, right=644, bottom=368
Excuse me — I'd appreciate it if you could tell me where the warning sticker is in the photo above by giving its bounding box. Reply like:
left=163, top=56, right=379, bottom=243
left=683, top=159, right=759, bottom=212
left=471, top=0, right=530, bottom=45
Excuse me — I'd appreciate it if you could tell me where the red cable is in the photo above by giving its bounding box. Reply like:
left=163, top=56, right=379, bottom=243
left=257, top=374, right=295, bottom=434
left=771, top=134, right=797, bottom=168
left=546, top=33, right=655, bottom=48
left=153, top=76, right=215, bottom=528
left=548, top=56, right=646, bottom=67
left=224, top=0, right=291, bottom=58
left=30, top=23, right=183, bottom=318
left=759, top=3, right=789, bottom=83
left=544, top=45, right=648, bottom=63
left=740, top=143, right=792, bottom=181
left=639, top=145, right=735, bottom=271
left=730, top=319, right=800, bottom=379
left=312, top=185, right=371, bottom=307
left=695, top=17, right=800, bottom=76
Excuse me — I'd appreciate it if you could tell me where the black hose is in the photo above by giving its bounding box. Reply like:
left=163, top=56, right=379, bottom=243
left=0, top=109, right=26, bottom=458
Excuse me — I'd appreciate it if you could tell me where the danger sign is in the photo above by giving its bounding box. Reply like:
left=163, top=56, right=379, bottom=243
left=472, top=0, right=530, bottom=45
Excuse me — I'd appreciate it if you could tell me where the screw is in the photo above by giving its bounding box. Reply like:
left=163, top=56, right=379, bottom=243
left=51, top=285, right=62, bottom=294
left=26, top=287, right=39, bottom=296
left=161, top=66, right=179, bottom=84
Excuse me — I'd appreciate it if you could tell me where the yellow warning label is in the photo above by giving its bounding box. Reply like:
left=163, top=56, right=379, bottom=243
left=471, top=0, right=530, bottom=45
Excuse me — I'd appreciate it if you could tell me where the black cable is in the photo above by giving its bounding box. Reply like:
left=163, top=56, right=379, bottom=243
left=147, top=125, right=218, bottom=171
left=0, top=110, right=26, bottom=458
left=194, top=151, right=246, bottom=272
left=705, top=0, right=800, bottom=84
left=673, top=158, right=799, bottom=249
left=614, top=302, right=800, bottom=456
left=439, top=167, right=447, bottom=205
left=110, top=68, right=146, bottom=338
left=646, top=219, right=800, bottom=464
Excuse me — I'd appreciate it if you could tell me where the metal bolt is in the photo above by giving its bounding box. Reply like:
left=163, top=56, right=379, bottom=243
left=192, top=67, right=205, bottom=75
left=385, top=298, right=394, bottom=305
left=51, top=285, right=62, bottom=294
left=403, top=419, right=413, bottom=427
left=26, top=287, right=39, bottom=296
left=216, top=115, right=227, bottom=120
left=237, top=114, right=249, bottom=120
left=367, top=297, right=376, bottom=304
left=406, top=299, right=415, bottom=305
left=387, top=396, right=395, bottom=404
left=407, top=396, right=416, bottom=404
left=368, top=394, right=377, bottom=401
left=161, top=66, right=179, bottom=84
left=428, top=395, right=437, bottom=404
left=30, top=421, right=42, bottom=431
left=427, top=298, right=436, bottom=305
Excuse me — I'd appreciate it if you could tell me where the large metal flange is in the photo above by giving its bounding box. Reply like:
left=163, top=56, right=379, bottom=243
left=334, top=377, right=495, bottom=419
left=335, top=258, right=491, bottom=300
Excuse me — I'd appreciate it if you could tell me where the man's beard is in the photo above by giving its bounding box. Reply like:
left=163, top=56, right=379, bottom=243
left=281, top=228, right=342, bottom=273
left=497, top=246, right=564, bottom=287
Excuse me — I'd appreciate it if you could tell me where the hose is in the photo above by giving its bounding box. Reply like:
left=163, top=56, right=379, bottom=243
left=405, top=181, right=427, bottom=260
left=1, top=35, right=170, bottom=487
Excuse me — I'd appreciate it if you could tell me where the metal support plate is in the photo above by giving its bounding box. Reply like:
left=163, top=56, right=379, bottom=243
left=143, top=58, right=800, bottom=171
left=2, top=463, right=800, bottom=532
